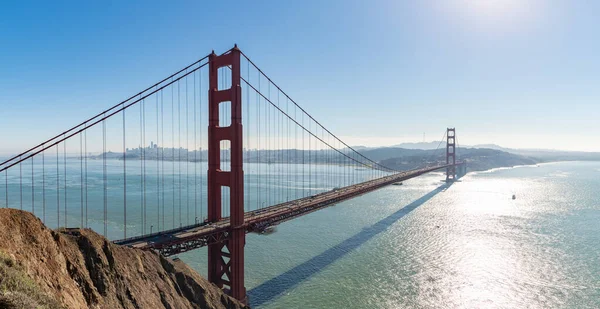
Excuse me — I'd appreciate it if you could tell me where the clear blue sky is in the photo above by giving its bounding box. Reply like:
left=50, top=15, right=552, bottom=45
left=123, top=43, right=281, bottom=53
left=1, top=0, right=599, bottom=153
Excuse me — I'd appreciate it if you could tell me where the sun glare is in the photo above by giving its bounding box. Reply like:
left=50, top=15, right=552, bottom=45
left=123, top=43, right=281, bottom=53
left=468, top=0, right=523, bottom=16
left=441, top=0, right=542, bottom=33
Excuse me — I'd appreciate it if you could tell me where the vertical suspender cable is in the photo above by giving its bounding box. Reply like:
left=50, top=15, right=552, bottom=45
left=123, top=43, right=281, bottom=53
left=178, top=80, right=182, bottom=226
left=64, top=140, right=67, bottom=226
left=172, top=81, right=175, bottom=229
left=268, top=82, right=271, bottom=207
left=186, top=75, right=189, bottom=224
left=295, top=103, right=298, bottom=200
left=194, top=71, right=197, bottom=223
left=103, top=116, right=107, bottom=237
left=256, top=71, right=260, bottom=210
left=56, top=145, right=60, bottom=228
left=279, top=91, right=283, bottom=202
left=161, top=89, right=165, bottom=230
left=42, top=145, right=45, bottom=221
left=140, top=99, right=144, bottom=234
left=277, top=90, right=281, bottom=203
left=302, top=112, right=305, bottom=197
left=286, top=97, right=290, bottom=201
left=80, top=132, right=83, bottom=227
left=156, top=88, right=160, bottom=231
left=246, top=60, right=250, bottom=210
left=143, top=98, right=147, bottom=233
left=85, top=128, right=88, bottom=227
left=123, top=106, right=127, bottom=238
left=308, top=120, right=311, bottom=196
left=31, top=158, right=34, bottom=213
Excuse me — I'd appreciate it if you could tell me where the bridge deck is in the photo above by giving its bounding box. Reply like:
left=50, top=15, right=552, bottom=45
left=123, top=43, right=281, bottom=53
left=115, top=164, right=456, bottom=256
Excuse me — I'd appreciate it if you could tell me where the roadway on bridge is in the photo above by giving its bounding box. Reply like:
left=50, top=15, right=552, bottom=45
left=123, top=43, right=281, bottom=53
left=115, top=164, right=456, bottom=255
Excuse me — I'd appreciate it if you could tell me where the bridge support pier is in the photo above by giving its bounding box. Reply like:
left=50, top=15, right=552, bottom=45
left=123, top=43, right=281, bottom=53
left=446, top=128, right=456, bottom=182
left=207, top=46, right=246, bottom=303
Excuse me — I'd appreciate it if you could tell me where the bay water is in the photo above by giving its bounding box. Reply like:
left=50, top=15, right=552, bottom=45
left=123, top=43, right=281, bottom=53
left=2, top=160, right=599, bottom=308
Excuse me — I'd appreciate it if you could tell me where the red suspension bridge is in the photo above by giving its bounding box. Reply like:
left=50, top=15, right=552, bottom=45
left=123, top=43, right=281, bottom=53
left=0, top=45, right=465, bottom=303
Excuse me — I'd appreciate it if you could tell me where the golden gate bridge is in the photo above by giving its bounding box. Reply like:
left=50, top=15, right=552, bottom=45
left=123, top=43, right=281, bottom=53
left=0, top=45, right=465, bottom=303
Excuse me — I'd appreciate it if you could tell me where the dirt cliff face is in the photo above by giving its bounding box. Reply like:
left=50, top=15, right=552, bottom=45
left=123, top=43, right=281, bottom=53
left=0, top=208, right=249, bottom=309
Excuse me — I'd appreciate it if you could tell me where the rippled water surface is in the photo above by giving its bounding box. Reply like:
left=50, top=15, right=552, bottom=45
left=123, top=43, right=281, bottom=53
left=179, top=161, right=600, bottom=308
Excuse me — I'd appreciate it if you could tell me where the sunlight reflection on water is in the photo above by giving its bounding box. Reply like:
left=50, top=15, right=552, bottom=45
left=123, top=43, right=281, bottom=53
left=177, top=162, right=600, bottom=308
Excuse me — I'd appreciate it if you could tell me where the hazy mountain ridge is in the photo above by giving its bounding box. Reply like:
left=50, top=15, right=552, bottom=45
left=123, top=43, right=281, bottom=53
left=85, top=140, right=600, bottom=174
left=394, top=142, right=600, bottom=162
left=362, top=147, right=538, bottom=172
left=391, top=141, right=445, bottom=150
left=469, top=144, right=600, bottom=161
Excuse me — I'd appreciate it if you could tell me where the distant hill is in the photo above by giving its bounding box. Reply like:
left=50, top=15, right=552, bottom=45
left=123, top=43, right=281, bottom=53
left=469, top=144, right=600, bottom=161
left=470, top=144, right=509, bottom=151
left=391, top=141, right=445, bottom=150
left=356, top=147, right=429, bottom=162
left=365, top=147, right=538, bottom=172
left=384, top=141, right=600, bottom=163
left=91, top=141, right=598, bottom=174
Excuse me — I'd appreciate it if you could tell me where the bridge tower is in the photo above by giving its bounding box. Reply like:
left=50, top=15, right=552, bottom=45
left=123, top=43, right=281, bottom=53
left=207, top=46, right=246, bottom=302
left=446, top=128, right=456, bottom=182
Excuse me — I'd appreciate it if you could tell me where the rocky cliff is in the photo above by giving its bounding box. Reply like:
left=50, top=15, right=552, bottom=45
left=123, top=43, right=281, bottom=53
left=0, top=208, right=249, bottom=309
